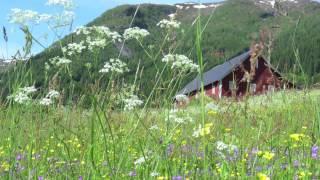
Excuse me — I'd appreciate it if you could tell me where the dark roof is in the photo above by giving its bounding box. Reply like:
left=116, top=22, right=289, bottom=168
left=177, top=51, right=251, bottom=95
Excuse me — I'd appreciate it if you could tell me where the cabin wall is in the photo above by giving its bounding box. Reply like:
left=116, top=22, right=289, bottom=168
left=220, top=57, right=284, bottom=97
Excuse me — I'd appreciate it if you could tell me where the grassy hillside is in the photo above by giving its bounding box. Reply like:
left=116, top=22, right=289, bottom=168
left=1, top=0, right=320, bottom=104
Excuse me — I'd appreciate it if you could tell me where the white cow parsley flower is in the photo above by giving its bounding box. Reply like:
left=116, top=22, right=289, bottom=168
left=9, top=9, right=38, bottom=25
left=8, top=86, right=37, bottom=105
left=175, top=94, right=189, bottom=104
left=62, top=41, right=86, bottom=56
left=47, top=90, right=60, bottom=99
left=39, top=90, right=60, bottom=106
left=20, top=86, right=37, bottom=94
left=8, top=9, right=53, bottom=25
left=76, top=26, right=122, bottom=43
left=39, top=98, right=53, bottom=106
left=157, top=19, right=181, bottom=30
left=216, top=141, right=229, bottom=151
left=166, top=109, right=193, bottom=124
left=134, top=156, right=146, bottom=165
left=123, top=27, right=150, bottom=40
left=149, top=125, right=160, bottom=130
left=162, top=54, right=198, bottom=72
left=99, top=58, right=129, bottom=74
left=150, top=172, right=160, bottom=177
left=50, top=56, right=72, bottom=66
left=46, top=0, right=74, bottom=9
left=123, top=95, right=143, bottom=111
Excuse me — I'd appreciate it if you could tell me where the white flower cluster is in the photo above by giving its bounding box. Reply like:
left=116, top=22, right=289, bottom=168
left=157, top=19, right=181, bottom=30
left=150, top=172, right=160, bottom=177
left=53, top=10, right=75, bottom=26
left=62, top=41, right=86, bottom=56
left=9, top=8, right=52, bottom=25
left=162, top=54, right=198, bottom=72
left=49, top=56, right=72, bottom=66
left=39, top=90, right=60, bottom=106
left=46, top=0, right=74, bottom=9
left=175, top=94, right=189, bottom=104
left=134, top=156, right=146, bottom=166
left=123, top=27, right=150, bottom=40
left=123, top=95, right=143, bottom=111
left=76, top=26, right=122, bottom=43
left=165, top=109, right=193, bottom=124
left=86, top=37, right=107, bottom=52
left=8, top=86, right=37, bottom=104
left=216, top=141, right=238, bottom=158
left=99, top=58, right=129, bottom=74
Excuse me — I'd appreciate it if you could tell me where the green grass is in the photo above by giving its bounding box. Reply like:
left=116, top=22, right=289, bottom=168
left=0, top=89, right=319, bottom=179
left=1, top=1, right=320, bottom=179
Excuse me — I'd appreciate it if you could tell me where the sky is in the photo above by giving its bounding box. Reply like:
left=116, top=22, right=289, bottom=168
left=0, top=0, right=222, bottom=59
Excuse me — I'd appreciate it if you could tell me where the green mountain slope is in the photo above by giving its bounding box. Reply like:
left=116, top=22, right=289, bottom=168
left=1, top=0, right=320, bottom=103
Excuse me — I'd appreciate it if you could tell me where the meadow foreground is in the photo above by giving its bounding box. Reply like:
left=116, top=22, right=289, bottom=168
left=0, top=90, right=319, bottom=179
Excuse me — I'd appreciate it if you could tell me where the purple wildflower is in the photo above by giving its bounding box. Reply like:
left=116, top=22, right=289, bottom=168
left=16, top=154, right=23, bottom=161
left=251, top=147, right=259, bottom=154
left=311, top=145, right=319, bottom=159
left=166, top=144, right=174, bottom=156
left=78, top=176, right=83, bottom=180
left=38, top=176, right=44, bottom=180
left=128, top=171, right=136, bottom=177
left=172, top=176, right=183, bottom=180
left=293, top=160, right=300, bottom=168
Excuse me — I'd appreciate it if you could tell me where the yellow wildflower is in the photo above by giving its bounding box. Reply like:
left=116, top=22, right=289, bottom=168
left=290, top=133, right=305, bottom=141
left=262, top=152, right=275, bottom=160
left=257, top=173, right=270, bottom=180
left=224, top=128, right=232, bottom=133
left=208, top=110, right=217, bottom=116
left=157, top=176, right=168, bottom=180
left=298, top=171, right=306, bottom=178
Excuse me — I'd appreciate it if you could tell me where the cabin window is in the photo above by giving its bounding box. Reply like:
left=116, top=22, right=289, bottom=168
left=218, top=81, right=222, bottom=99
left=250, top=83, right=256, bottom=93
left=229, top=81, right=236, bottom=90
left=268, top=85, right=275, bottom=93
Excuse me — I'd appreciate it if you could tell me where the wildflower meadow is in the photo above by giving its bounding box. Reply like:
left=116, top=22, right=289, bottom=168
left=0, top=0, right=320, bottom=179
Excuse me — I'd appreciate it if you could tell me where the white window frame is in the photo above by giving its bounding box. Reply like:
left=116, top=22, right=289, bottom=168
left=250, top=83, right=257, bottom=93
left=212, top=85, right=216, bottom=95
left=268, top=85, right=275, bottom=93
left=218, top=81, right=222, bottom=99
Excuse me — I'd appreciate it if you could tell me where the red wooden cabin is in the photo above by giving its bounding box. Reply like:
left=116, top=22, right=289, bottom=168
left=177, top=51, right=292, bottom=99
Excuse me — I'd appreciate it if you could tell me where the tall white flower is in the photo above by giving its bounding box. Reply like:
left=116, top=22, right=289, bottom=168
left=162, top=54, right=198, bottom=72
left=39, top=90, right=60, bottom=106
left=166, top=109, right=193, bottom=124
left=150, top=172, right=160, bottom=177
left=39, top=98, right=53, bottom=106
left=47, top=90, right=60, bottom=99
left=8, top=9, right=53, bottom=25
left=123, top=27, right=150, bottom=40
left=62, top=41, right=86, bottom=56
left=76, top=26, right=122, bottom=43
left=134, top=156, right=146, bottom=165
left=175, top=94, right=189, bottom=104
left=123, top=95, right=143, bottom=111
left=99, top=58, right=129, bottom=74
left=20, top=86, right=37, bottom=94
left=46, top=0, right=74, bottom=9
left=50, top=56, right=72, bottom=66
left=9, top=9, right=39, bottom=25
left=8, top=86, right=37, bottom=105
left=157, top=19, right=181, bottom=30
